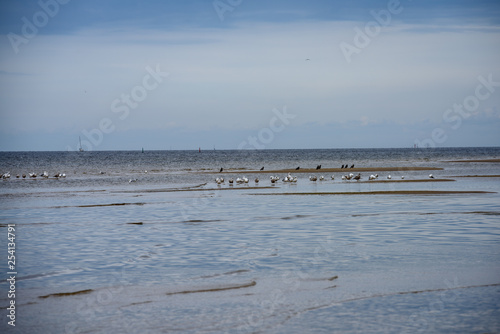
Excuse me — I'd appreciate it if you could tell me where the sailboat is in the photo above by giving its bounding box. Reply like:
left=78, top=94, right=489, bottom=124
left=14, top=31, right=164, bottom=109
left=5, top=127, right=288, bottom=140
left=79, top=136, right=84, bottom=152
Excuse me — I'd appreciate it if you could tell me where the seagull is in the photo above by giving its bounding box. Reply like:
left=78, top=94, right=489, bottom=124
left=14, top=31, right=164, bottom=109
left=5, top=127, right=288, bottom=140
left=22, top=174, right=26, bottom=179
left=387, top=175, right=392, bottom=179
left=353, top=173, right=361, bottom=181
left=255, top=177, right=259, bottom=183
left=228, top=178, right=234, bottom=185
left=331, top=175, right=335, bottom=180
left=401, top=176, right=405, bottom=179
left=41, top=171, right=49, bottom=178
left=429, top=174, right=434, bottom=179
left=309, top=176, right=317, bottom=181
left=319, top=176, right=325, bottom=181
left=129, top=178, right=138, bottom=183
left=283, top=173, right=293, bottom=182
left=369, top=174, right=376, bottom=180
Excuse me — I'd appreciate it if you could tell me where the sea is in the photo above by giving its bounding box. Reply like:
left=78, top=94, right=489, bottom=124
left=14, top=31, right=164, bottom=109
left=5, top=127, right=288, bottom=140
left=0, top=147, right=499, bottom=333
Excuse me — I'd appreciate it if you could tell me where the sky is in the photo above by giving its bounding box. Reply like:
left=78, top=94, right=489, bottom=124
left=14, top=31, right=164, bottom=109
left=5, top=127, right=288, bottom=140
left=0, top=0, right=499, bottom=151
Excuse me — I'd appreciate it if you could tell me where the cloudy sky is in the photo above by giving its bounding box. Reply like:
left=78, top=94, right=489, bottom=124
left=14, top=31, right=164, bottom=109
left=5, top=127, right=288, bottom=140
left=1, top=0, right=499, bottom=151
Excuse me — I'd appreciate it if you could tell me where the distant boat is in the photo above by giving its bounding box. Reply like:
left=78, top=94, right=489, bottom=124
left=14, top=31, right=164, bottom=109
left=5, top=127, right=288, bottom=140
left=142, top=147, right=144, bottom=153
left=79, top=136, right=84, bottom=152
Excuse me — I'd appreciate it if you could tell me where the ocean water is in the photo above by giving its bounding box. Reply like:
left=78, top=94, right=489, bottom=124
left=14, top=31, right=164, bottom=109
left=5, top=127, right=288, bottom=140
left=0, top=147, right=499, bottom=333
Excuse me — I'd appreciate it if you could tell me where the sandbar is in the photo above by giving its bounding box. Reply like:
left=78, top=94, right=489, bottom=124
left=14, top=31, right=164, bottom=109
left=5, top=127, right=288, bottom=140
left=444, top=159, right=500, bottom=163
left=211, top=166, right=443, bottom=174
left=253, top=190, right=495, bottom=196
left=449, top=175, right=500, bottom=178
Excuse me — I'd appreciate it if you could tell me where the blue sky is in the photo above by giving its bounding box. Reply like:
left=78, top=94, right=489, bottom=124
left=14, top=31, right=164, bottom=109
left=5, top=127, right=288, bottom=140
left=1, top=0, right=499, bottom=151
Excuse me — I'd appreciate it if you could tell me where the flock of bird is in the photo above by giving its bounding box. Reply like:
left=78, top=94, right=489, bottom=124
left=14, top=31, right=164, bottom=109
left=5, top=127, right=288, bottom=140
left=215, top=173, right=300, bottom=186
left=1, top=171, right=66, bottom=179
left=215, top=172, right=436, bottom=185
left=220, top=164, right=357, bottom=173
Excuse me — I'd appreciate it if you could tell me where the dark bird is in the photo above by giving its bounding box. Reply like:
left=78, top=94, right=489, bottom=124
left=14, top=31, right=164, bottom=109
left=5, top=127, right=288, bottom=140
left=353, top=173, right=361, bottom=181
left=341, top=165, right=344, bottom=169
left=295, top=166, right=300, bottom=170
left=260, top=166, right=264, bottom=171
left=219, top=168, right=223, bottom=173
left=316, top=165, right=321, bottom=170
left=351, top=164, right=355, bottom=168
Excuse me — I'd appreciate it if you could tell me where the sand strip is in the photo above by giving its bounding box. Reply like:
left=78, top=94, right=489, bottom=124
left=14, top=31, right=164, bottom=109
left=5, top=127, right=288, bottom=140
left=448, top=175, right=500, bottom=178
left=166, top=281, right=256, bottom=296
left=142, top=186, right=276, bottom=193
left=356, top=178, right=454, bottom=183
left=39, top=289, right=93, bottom=299
left=253, top=190, right=495, bottom=196
left=212, top=166, right=443, bottom=174
left=444, top=159, right=500, bottom=163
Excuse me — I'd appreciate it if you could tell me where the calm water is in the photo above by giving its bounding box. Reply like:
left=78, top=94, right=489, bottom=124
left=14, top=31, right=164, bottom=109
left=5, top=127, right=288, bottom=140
left=1, top=148, right=500, bottom=333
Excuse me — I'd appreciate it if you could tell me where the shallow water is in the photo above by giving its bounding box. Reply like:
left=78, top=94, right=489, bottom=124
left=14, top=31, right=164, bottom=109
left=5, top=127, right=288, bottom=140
left=1, top=148, right=500, bottom=333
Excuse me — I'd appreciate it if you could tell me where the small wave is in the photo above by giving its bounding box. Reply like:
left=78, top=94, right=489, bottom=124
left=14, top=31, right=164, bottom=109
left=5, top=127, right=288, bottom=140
left=165, top=281, right=256, bottom=296
left=16, top=268, right=83, bottom=281
left=465, top=211, right=500, bottom=216
left=281, top=214, right=313, bottom=220
left=199, top=269, right=251, bottom=279
left=179, top=219, right=225, bottom=224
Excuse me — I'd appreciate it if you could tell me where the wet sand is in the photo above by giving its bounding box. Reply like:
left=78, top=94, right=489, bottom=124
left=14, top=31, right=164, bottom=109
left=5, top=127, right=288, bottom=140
left=444, top=158, right=500, bottom=163
left=450, top=175, right=500, bottom=178
left=254, top=190, right=495, bottom=196
left=39, top=289, right=94, bottom=299
left=165, top=281, right=257, bottom=296
left=355, top=178, right=454, bottom=183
